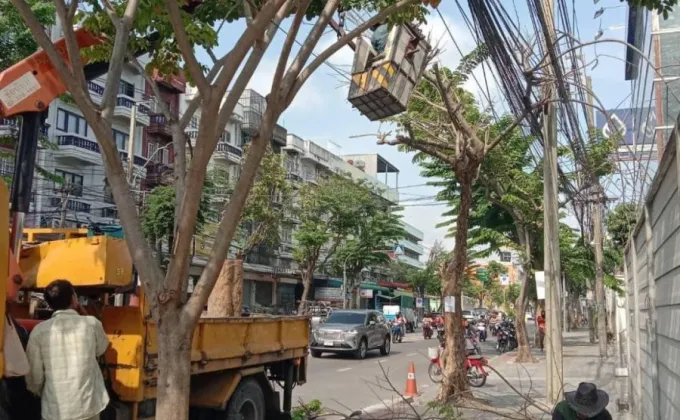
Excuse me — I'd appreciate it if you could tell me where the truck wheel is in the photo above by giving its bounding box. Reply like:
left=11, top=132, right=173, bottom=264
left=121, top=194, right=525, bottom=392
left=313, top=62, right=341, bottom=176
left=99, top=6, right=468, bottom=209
left=310, top=350, right=323, bottom=358
left=225, top=378, right=266, bottom=420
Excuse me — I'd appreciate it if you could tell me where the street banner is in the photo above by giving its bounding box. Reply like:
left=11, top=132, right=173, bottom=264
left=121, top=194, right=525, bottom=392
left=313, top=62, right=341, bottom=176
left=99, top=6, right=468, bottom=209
left=444, top=296, right=455, bottom=313
left=535, top=271, right=545, bottom=300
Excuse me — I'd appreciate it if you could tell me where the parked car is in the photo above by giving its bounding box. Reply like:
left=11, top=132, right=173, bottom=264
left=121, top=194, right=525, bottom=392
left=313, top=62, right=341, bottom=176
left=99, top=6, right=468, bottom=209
left=462, top=310, right=475, bottom=322
left=473, top=307, right=489, bottom=320
left=311, top=310, right=392, bottom=359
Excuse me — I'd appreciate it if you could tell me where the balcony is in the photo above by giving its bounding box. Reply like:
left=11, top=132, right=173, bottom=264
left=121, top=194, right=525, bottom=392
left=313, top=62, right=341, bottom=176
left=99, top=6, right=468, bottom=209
left=399, top=238, right=425, bottom=256
left=87, top=81, right=104, bottom=103
left=119, top=151, right=147, bottom=167
left=55, top=135, right=101, bottom=165
left=241, top=108, right=262, bottom=136
left=151, top=69, right=186, bottom=93
left=147, top=113, right=174, bottom=140
left=0, top=118, right=49, bottom=140
left=215, top=142, right=243, bottom=163
left=301, top=168, right=317, bottom=184
left=272, top=124, right=287, bottom=146
left=397, top=254, right=425, bottom=269
left=143, top=162, right=172, bottom=190
left=48, top=197, right=91, bottom=214
left=302, top=140, right=330, bottom=168
left=113, top=95, right=150, bottom=126
left=284, top=134, right=305, bottom=154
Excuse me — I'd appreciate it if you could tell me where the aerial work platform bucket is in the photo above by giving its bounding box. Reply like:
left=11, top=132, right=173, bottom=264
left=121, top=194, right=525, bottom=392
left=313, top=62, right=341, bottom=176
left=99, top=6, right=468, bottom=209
left=348, top=23, right=431, bottom=121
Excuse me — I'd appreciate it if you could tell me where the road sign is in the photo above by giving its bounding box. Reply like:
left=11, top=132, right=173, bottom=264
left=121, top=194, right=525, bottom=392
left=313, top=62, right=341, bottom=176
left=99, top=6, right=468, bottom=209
left=393, top=244, right=404, bottom=256
left=476, top=268, right=488, bottom=283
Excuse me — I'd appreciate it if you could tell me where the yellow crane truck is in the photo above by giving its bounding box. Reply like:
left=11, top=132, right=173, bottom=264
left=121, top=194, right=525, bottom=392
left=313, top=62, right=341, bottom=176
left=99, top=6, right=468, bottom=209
left=0, top=182, right=309, bottom=420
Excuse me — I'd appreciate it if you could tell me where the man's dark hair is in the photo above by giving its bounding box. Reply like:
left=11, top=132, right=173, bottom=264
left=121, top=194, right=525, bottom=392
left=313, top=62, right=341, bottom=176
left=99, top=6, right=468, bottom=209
left=44, top=280, right=75, bottom=311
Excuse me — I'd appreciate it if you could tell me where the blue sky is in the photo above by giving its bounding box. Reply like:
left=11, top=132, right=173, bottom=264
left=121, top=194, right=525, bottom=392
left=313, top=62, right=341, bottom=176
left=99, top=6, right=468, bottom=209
left=196, top=0, right=630, bottom=253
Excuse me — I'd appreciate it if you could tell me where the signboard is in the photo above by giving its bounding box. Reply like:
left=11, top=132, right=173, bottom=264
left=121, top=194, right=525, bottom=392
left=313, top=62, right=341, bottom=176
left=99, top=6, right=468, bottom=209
left=586, top=291, right=594, bottom=301
left=359, top=289, right=374, bottom=298
left=476, top=268, right=488, bottom=283
left=416, top=297, right=424, bottom=308
left=595, top=107, right=657, bottom=161
left=500, top=274, right=510, bottom=286
left=444, top=296, right=456, bottom=312
left=535, top=271, right=545, bottom=300
left=314, top=287, right=343, bottom=300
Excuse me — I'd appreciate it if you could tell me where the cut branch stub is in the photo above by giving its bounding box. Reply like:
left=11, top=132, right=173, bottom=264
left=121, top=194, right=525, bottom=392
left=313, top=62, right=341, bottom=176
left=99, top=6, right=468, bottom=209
left=206, top=260, right=235, bottom=317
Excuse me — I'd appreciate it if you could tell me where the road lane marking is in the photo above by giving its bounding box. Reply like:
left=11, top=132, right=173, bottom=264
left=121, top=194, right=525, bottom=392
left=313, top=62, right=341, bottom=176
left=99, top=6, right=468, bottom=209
left=407, top=352, right=417, bottom=356
left=337, top=367, right=352, bottom=372
left=377, top=359, right=388, bottom=363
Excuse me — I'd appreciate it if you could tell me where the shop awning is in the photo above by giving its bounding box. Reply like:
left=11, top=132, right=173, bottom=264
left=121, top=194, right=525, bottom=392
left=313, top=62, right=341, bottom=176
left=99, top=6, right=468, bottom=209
left=393, top=290, right=414, bottom=298
left=327, top=278, right=343, bottom=288
left=360, top=282, right=391, bottom=293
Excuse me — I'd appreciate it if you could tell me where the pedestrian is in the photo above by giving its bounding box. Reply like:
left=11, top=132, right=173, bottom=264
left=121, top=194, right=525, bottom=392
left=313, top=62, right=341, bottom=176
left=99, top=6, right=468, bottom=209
left=537, top=309, right=546, bottom=352
left=552, top=382, right=613, bottom=419
left=26, top=280, right=110, bottom=420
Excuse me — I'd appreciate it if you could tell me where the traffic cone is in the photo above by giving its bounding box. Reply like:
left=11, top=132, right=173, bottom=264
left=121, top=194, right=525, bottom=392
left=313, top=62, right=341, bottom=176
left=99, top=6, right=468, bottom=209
left=403, top=361, right=419, bottom=397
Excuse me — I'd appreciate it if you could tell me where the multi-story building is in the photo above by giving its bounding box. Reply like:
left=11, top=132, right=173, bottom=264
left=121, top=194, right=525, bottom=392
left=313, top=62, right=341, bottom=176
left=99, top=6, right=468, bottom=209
left=1, top=20, right=183, bottom=229
left=472, top=248, right=523, bottom=285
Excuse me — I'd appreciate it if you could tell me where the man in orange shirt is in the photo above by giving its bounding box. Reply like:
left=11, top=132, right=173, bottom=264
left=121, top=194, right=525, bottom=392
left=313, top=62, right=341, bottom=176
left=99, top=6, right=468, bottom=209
left=537, top=309, right=546, bottom=352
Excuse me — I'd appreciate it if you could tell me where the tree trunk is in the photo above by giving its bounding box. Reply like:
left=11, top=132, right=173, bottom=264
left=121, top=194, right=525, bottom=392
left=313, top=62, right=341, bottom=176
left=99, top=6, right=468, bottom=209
left=438, top=180, right=472, bottom=401
left=515, top=226, right=537, bottom=363
left=298, top=269, right=314, bottom=312
left=207, top=260, right=234, bottom=317
left=232, top=259, right=244, bottom=315
left=155, top=311, right=193, bottom=420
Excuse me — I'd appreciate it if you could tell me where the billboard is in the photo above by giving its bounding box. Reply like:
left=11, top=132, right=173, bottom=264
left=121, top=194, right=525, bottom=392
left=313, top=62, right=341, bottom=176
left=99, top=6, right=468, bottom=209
left=596, top=107, right=657, bottom=161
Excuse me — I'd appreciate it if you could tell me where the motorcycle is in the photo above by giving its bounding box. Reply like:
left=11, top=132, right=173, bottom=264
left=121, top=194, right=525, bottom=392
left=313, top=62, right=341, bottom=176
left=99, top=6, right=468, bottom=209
left=436, top=324, right=445, bottom=342
left=391, top=322, right=403, bottom=343
left=428, top=343, right=488, bottom=387
left=476, top=320, right=487, bottom=342
left=496, top=322, right=518, bottom=354
left=466, top=328, right=482, bottom=355
left=423, top=323, right=433, bottom=339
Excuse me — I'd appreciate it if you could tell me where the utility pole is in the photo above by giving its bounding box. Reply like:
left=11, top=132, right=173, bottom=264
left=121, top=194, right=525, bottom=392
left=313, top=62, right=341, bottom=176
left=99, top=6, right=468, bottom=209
left=592, top=187, right=608, bottom=357
left=537, top=0, right=564, bottom=404
left=127, top=104, right=137, bottom=185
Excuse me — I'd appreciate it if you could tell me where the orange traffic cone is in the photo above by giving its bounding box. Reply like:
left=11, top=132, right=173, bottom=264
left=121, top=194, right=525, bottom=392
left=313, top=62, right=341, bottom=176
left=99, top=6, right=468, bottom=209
left=404, top=361, right=419, bottom=397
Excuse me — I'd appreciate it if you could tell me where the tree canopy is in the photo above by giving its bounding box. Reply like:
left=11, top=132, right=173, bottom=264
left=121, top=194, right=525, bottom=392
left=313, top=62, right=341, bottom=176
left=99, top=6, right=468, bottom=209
left=606, top=202, right=638, bottom=250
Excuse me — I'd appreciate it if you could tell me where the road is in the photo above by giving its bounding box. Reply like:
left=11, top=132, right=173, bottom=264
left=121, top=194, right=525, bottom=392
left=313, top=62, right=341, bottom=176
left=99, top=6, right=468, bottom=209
left=293, top=329, right=501, bottom=415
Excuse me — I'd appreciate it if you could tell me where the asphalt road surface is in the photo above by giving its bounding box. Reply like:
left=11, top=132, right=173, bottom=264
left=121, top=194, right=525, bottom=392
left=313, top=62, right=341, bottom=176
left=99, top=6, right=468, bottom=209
left=293, top=329, right=501, bottom=414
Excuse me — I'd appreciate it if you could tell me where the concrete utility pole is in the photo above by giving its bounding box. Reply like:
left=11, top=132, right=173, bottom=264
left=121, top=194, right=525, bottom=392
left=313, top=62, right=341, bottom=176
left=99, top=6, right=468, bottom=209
left=537, top=0, right=564, bottom=404
left=592, top=188, right=608, bottom=357
left=127, top=104, right=137, bottom=185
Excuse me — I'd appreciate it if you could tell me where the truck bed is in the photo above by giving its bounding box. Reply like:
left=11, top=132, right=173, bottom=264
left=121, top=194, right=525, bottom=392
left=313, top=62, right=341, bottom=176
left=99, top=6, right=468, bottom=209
left=102, top=306, right=310, bottom=402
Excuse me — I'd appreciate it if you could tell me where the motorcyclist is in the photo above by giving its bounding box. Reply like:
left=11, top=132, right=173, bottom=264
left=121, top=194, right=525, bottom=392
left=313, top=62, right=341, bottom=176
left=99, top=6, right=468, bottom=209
left=422, top=313, right=433, bottom=338
left=396, top=312, right=406, bottom=336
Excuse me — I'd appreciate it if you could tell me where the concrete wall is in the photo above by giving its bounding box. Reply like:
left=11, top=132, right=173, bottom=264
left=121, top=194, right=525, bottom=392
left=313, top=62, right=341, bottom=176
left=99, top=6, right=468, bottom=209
left=624, top=117, right=680, bottom=419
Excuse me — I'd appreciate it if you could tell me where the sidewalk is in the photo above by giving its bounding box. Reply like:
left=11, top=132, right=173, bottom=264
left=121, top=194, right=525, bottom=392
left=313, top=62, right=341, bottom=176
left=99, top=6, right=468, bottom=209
left=368, top=329, right=633, bottom=419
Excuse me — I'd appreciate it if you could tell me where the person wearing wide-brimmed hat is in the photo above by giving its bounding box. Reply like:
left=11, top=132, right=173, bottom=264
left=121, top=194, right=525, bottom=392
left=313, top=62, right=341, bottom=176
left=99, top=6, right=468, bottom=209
left=552, top=382, right=613, bottom=419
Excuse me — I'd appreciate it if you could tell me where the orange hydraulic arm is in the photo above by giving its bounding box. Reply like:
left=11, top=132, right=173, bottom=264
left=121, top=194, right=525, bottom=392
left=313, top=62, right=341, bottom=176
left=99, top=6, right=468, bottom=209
left=0, top=28, right=101, bottom=118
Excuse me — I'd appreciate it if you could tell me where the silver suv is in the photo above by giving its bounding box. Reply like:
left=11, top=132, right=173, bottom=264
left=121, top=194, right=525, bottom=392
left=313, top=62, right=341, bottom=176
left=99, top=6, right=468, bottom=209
left=310, top=310, right=391, bottom=359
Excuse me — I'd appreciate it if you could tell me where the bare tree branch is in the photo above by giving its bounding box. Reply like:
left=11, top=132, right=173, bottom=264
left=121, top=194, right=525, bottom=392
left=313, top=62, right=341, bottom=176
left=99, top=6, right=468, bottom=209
left=53, top=0, right=88, bottom=97
left=271, top=0, right=313, bottom=97
left=100, top=0, right=141, bottom=116
left=163, top=0, right=209, bottom=94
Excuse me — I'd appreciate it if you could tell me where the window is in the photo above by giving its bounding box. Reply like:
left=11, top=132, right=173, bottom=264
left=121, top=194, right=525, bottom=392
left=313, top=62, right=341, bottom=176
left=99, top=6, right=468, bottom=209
left=119, top=80, right=135, bottom=98
left=189, top=117, right=198, bottom=129
left=112, top=129, right=128, bottom=150
left=56, top=108, right=88, bottom=137
left=55, top=169, right=83, bottom=197
left=499, top=251, right=512, bottom=262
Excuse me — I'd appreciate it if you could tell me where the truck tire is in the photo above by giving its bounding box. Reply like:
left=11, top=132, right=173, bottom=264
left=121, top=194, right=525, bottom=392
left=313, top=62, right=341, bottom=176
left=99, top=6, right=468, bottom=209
left=225, top=378, right=266, bottom=420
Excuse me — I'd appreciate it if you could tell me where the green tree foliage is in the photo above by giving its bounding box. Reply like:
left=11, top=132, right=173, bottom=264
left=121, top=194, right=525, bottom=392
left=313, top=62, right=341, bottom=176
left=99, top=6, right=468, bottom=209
left=0, top=0, right=55, bottom=71
left=332, top=204, right=405, bottom=293
left=606, top=202, right=638, bottom=250
left=234, top=146, right=292, bottom=258
left=463, top=261, right=505, bottom=307
left=390, top=261, right=440, bottom=298
left=80, top=0, right=428, bottom=77
left=141, top=182, right=211, bottom=253
left=623, top=0, right=678, bottom=18
left=294, top=176, right=388, bottom=309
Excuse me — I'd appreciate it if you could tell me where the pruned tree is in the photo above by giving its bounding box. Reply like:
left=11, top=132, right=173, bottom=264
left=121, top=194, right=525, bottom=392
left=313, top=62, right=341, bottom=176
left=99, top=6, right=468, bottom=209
left=10, top=0, right=431, bottom=415
left=379, top=52, right=541, bottom=398
left=207, top=145, right=292, bottom=317
left=293, top=176, right=378, bottom=311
